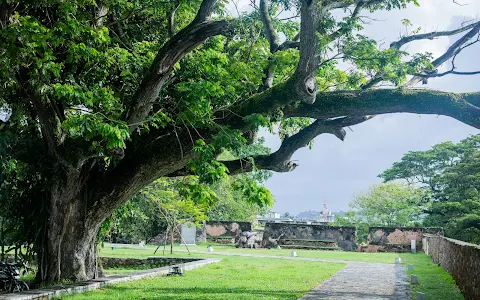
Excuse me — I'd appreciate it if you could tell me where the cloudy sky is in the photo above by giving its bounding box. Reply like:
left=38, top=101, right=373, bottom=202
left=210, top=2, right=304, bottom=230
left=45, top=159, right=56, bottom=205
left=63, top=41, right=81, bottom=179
left=229, top=0, right=480, bottom=214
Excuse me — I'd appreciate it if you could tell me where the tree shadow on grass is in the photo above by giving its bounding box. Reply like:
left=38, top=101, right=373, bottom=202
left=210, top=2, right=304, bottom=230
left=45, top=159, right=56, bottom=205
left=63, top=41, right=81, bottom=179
left=100, top=285, right=304, bottom=299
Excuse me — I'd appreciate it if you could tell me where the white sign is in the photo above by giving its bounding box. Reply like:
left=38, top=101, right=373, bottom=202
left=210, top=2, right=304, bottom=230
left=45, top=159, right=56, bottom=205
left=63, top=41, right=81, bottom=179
left=181, top=224, right=197, bottom=246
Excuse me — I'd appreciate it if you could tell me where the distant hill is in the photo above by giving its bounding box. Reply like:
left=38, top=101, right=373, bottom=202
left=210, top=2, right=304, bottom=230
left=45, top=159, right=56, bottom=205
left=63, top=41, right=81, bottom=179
left=295, top=210, right=346, bottom=221
left=296, top=210, right=321, bottom=220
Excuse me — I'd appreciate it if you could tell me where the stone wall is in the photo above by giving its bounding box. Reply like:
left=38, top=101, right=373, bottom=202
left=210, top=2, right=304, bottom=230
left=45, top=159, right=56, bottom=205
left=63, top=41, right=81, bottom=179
left=365, top=227, right=443, bottom=252
left=423, top=234, right=480, bottom=300
left=100, top=257, right=200, bottom=269
left=196, top=221, right=252, bottom=243
left=262, top=223, right=357, bottom=251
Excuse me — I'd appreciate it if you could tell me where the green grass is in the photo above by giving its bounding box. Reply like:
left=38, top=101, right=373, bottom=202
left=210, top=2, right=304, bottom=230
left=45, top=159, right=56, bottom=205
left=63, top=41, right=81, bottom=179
left=182, top=243, right=404, bottom=263
left=103, top=267, right=151, bottom=275
left=63, top=256, right=345, bottom=300
left=399, top=252, right=464, bottom=300
left=101, top=243, right=403, bottom=263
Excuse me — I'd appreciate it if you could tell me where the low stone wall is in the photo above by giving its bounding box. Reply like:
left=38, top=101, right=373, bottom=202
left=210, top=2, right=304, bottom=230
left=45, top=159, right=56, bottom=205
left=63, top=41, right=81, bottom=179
left=365, top=227, right=443, bottom=252
left=235, top=230, right=264, bottom=248
left=423, top=234, right=480, bottom=300
left=262, top=223, right=357, bottom=251
left=196, top=221, right=252, bottom=243
left=100, top=257, right=200, bottom=269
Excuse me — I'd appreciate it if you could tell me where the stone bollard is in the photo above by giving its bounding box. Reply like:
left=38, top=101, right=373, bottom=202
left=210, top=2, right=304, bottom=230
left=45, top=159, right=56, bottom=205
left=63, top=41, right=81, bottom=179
left=416, top=292, right=426, bottom=300
left=408, top=264, right=414, bottom=271
left=207, top=245, right=213, bottom=252
left=411, top=274, right=419, bottom=284
left=290, top=251, right=297, bottom=257
left=395, top=257, right=402, bottom=264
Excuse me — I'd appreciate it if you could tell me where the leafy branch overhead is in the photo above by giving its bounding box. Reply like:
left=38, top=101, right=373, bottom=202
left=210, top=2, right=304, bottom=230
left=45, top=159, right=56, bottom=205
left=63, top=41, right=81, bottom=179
left=1, top=0, right=480, bottom=283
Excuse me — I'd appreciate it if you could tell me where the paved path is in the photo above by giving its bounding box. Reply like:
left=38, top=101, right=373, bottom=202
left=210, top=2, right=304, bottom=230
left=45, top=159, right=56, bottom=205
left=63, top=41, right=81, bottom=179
left=300, top=262, right=409, bottom=299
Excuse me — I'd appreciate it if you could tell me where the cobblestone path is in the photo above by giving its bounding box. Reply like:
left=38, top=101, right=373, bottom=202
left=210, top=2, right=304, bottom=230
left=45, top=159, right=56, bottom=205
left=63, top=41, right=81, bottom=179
left=300, top=261, right=409, bottom=299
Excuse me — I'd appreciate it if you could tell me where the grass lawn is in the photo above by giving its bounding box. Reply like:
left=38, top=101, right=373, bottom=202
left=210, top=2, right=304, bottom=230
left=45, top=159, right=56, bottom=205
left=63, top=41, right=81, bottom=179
left=102, top=243, right=402, bottom=264
left=184, top=243, right=401, bottom=263
left=63, top=256, right=345, bottom=300
left=398, top=252, right=463, bottom=300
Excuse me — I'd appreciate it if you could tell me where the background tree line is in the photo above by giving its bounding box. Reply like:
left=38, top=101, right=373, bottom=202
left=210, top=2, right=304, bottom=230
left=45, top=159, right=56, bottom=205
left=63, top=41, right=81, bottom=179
left=335, top=134, right=480, bottom=244
left=104, top=173, right=273, bottom=245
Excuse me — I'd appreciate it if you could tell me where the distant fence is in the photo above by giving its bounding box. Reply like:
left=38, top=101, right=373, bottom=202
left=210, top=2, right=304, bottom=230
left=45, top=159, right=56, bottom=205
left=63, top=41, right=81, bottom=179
left=423, top=234, right=480, bottom=299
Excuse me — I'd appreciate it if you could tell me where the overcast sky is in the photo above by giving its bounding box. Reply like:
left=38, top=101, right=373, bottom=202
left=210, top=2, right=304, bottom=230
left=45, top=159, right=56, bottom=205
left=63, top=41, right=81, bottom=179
left=229, top=0, right=480, bottom=214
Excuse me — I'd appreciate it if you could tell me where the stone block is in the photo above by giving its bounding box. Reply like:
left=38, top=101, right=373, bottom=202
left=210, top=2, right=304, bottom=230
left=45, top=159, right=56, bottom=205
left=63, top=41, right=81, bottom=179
left=416, top=292, right=426, bottom=300
left=411, top=274, right=418, bottom=284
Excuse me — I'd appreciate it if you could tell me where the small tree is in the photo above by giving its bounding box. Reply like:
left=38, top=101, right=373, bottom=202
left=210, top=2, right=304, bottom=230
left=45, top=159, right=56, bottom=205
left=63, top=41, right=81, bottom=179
left=350, top=182, right=428, bottom=227
left=158, top=200, right=206, bottom=254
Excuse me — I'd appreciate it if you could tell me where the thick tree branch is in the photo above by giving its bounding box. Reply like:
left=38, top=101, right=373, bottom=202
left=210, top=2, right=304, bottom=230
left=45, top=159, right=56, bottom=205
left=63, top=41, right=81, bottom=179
left=414, top=43, right=480, bottom=79
left=95, top=2, right=108, bottom=27
left=193, top=0, right=218, bottom=24
left=283, top=89, right=480, bottom=128
left=89, top=125, right=212, bottom=221
left=29, top=95, right=64, bottom=151
left=293, top=0, right=323, bottom=104
left=416, top=69, right=480, bottom=77
left=0, top=2, right=14, bottom=29
left=390, top=21, right=480, bottom=50
left=126, top=0, right=230, bottom=133
left=277, top=40, right=300, bottom=51
left=260, top=0, right=280, bottom=53
left=362, top=21, right=480, bottom=89
left=221, top=116, right=372, bottom=174
left=167, top=1, right=181, bottom=38
left=406, top=22, right=480, bottom=86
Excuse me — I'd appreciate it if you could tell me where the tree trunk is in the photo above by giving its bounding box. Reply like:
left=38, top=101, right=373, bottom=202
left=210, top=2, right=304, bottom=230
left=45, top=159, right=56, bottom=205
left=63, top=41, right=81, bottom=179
left=170, top=230, right=174, bottom=255
left=37, top=176, right=104, bottom=284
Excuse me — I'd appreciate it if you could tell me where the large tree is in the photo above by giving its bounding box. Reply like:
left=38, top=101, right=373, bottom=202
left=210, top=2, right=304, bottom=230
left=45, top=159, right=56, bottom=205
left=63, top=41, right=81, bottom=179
left=1, top=0, right=480, bottom=283
left=380, top=135, right=480, bottom=243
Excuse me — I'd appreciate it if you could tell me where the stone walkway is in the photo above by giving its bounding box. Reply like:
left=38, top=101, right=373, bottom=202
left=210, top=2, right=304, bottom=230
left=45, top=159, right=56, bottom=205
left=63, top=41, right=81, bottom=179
left=300, top=262, right=409, bottom=299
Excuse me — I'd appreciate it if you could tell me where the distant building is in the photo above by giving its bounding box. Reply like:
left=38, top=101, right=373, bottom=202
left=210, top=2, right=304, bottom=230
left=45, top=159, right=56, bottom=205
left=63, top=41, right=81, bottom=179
left=265, top=212, right=280, bottom=219
left=320, top=211, right=336, bottom=223
left=295, top=210, right=335, bottom=223
left=256, top=212, right=293, bottom=225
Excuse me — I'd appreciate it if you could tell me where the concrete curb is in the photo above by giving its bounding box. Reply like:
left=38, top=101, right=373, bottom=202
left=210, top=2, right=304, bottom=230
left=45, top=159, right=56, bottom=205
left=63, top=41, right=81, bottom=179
left=0, top=258, right=221, bottom=300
